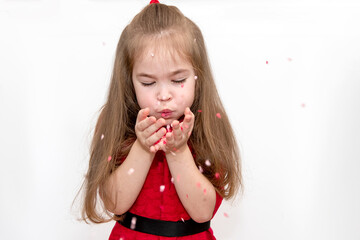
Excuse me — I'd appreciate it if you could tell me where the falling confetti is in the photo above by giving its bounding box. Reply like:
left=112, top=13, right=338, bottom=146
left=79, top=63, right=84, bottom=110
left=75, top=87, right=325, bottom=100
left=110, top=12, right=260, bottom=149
left=198, top=166, right=204, bottom=173
left=181, top=217, right=185, bottom=222
left=197, top=109, right=202, bottom=112
left=170, top=151, right=176, bottom=156
left=194, top=76, right=198, bottom=80
left=101, top=134, right=104, bottom=140
left=224, top=212, right=229, bottom=218
left=203, top=188, right=207, bottom=194
left=216, top=113, right=221, bottom=119
left=171, top=177, right=174, bottom=183
left=128, top=168, right=134, bottom=175
left=196, top=182, right=201, bottom=188
left=266, top=61, right=268, bottom=64
left=107, top=156, right=112, bottom=162
left=301, top=103, right=306, bottom=108
left=130, top=217, right=137, bottom=229
left=181, top=84, right=184, bottom=88
left=215, top=172, right=220, bottom=179
left=186, top=194, right=188, bottom=198
left=205, top=159, right=211, bottom=166
left=166, top=124, right=170, bottom=131
left=160, top=185, right=165, bottom=192
left=163, top=140, right=167, bottom=144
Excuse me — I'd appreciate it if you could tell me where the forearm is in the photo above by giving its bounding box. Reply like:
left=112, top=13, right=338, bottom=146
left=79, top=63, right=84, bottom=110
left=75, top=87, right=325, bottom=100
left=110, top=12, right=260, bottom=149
left=101, top=139, right=154, bottom=215
left=165, top=145, right=216, bottom=223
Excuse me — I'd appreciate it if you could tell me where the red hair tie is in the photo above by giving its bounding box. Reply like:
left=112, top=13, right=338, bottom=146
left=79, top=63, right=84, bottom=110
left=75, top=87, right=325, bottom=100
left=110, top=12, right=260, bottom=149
left=150, top=0, right=159, bottom=4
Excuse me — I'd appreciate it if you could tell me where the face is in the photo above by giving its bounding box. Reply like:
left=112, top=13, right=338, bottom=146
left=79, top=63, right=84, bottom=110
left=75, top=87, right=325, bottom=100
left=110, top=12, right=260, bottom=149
left=132, top=46, right=196, bottom=125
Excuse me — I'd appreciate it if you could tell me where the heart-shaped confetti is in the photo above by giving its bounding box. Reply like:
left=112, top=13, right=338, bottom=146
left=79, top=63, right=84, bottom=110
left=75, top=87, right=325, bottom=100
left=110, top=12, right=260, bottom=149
left=216, top=113, right=221, bottom=119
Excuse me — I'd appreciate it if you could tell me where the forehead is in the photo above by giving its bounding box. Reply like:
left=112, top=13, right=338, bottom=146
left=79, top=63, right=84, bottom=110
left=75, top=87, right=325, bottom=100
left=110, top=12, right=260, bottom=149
left=133, top=41, right=193, bottom=73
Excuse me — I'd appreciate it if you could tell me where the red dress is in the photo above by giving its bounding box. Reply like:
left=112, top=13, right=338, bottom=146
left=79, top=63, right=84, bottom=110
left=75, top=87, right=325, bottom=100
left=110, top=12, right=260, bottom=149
left=109, top=149, right=223, bottom=240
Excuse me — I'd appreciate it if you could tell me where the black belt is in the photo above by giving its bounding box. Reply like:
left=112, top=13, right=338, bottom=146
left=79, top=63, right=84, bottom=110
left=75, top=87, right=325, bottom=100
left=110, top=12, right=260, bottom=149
left=117, top=212, right=211, bottom=237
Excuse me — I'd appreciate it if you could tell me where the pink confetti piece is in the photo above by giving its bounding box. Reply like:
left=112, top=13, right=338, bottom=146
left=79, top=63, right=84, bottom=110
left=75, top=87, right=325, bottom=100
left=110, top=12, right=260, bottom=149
left=224, top=212, right=229, bottom=218
left=161, top=113, right=166, bottom=117
left=181, top=126, right=183, bottom=131
left=215, top=172, right=220, bottom=179
left=170, top=151, right=176, bottom=156
left=205, top=159, right=211, bottom=166
left=194, top=76, right=198, bottom=80
left=163, top=140, right=167, bottom=144
left=101, top=134, right=104, bottom=140
left=181, top=84, right=184, bottom=88
left=166, top=124, right=170, bottom=131
left=188, top=131, right=191, bottom=137
left=128, top=168, right=134, bottom=175
left=130, top=217, right=137, bottom=229
left=186, top=194, right=188, bottom=198
left=197, top=109, right=202, bottom=112
left=181, top=217, right=185, bottom=222
left=203, top=188, right=207, bottom=194
left=160, top=185, right=165, bottom=192
left=171, top=177, right=174, bottom=183
left=216, top=113, right=221, bottom=119
left=301, top=103, right=306, bottom=108
left=107, top=156, right=112, bottom=162
left=196, top=182, right=201, bottom=188
left=266, top=60, right=268, bottom=64
left=198, top=166, right=203, bottom=173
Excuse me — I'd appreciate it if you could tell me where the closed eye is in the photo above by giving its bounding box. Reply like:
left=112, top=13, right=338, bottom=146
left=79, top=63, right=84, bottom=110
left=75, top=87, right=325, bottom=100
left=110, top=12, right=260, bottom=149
left=172, top=78, right=186, bottom=84
left=141, top=82, right=155, bottom=86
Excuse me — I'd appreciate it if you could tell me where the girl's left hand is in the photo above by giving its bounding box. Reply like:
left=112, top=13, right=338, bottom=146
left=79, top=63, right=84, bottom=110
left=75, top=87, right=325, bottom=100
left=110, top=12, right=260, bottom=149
left=159, top=107, right=194, bottom=154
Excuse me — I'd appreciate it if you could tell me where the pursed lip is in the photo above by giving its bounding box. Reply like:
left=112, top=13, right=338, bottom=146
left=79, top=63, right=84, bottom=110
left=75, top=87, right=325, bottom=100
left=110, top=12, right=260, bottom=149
left=158, top=109, right=174, bottom=118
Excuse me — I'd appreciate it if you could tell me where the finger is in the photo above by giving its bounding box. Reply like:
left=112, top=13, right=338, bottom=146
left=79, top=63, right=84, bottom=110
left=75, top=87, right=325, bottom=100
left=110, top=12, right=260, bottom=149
left=137, top=115, right=156, bottom=132
left=145, top=127, right=167, bottom=147
left=136, top=108, right=149, bottom=123
left=171, top=120, right=182, bottom=141
left=166, top=132, right=174, bottom=146
left=143, top=118, right=166, bottom=138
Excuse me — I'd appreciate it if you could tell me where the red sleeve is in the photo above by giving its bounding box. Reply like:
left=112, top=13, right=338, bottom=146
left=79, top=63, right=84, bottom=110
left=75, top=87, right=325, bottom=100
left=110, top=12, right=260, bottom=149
left=211, top=191, right=223, bottom=219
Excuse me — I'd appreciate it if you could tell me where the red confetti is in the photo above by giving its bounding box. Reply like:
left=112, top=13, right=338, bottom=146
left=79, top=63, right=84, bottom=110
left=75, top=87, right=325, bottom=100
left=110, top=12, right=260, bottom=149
left=196, top=182, right=201, bottom=188
left=203, top=188, right=207, bottom=194
left=215, top=172, right=220, bottom=179
left=163, top=140, right=166, bottom=144
left=266, top=61, right=268, bottom=64
left=107, top=156, right=112, bottom=162
left=181, top=84, right=184, bottom=88
left=198, top=110, right=202, bottom=112
left=216, top=113, right=221, bottom=119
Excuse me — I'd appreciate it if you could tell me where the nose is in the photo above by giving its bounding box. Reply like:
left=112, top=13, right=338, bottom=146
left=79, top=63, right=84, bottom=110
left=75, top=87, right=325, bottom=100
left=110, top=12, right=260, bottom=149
left=157, top=85, right=172, bottom=102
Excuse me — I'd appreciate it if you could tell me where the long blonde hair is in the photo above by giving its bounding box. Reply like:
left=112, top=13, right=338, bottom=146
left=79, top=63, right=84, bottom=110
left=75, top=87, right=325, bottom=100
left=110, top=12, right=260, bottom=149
left=75, top=3, right=243, bottom=224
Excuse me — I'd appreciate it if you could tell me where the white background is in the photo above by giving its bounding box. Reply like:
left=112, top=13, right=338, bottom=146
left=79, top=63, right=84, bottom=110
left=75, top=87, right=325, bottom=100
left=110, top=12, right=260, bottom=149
left=0, top=0, right=360, bottom=239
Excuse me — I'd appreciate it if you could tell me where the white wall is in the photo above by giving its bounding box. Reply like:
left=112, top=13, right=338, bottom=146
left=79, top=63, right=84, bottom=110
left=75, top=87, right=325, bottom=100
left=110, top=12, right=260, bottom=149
left=1, top=0, right=359, bottom=239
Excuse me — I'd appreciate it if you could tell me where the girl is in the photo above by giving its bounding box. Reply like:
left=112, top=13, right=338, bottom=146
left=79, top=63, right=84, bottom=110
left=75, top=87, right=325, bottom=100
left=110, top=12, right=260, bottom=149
left=78, top=1, right=243, bottom=239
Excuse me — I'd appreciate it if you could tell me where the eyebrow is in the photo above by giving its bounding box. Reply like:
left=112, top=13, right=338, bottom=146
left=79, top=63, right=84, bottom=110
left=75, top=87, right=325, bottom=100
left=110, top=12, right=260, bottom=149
left=136, top=69, right=190, bottom=79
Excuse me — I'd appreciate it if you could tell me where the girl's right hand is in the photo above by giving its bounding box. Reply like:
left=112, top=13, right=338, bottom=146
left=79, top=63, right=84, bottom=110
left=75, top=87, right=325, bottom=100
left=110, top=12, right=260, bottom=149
left=135, top=108, right=167, bottom=153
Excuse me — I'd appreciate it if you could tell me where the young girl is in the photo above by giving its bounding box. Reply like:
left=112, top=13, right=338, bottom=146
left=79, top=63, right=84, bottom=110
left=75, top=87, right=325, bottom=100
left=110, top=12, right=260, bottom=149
left=78, top=1, right=243, bottom=239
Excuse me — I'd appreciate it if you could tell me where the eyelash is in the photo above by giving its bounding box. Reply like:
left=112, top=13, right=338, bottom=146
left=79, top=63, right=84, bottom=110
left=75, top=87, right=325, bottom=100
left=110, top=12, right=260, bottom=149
left=141, top=78, right=186, bottom=87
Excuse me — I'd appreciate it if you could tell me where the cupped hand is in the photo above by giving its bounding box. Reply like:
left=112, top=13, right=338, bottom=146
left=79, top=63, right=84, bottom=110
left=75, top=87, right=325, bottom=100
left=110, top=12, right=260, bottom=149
left=135, top=108, right=167, bottom=153
left=157, top=107, right=195, bottom=154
